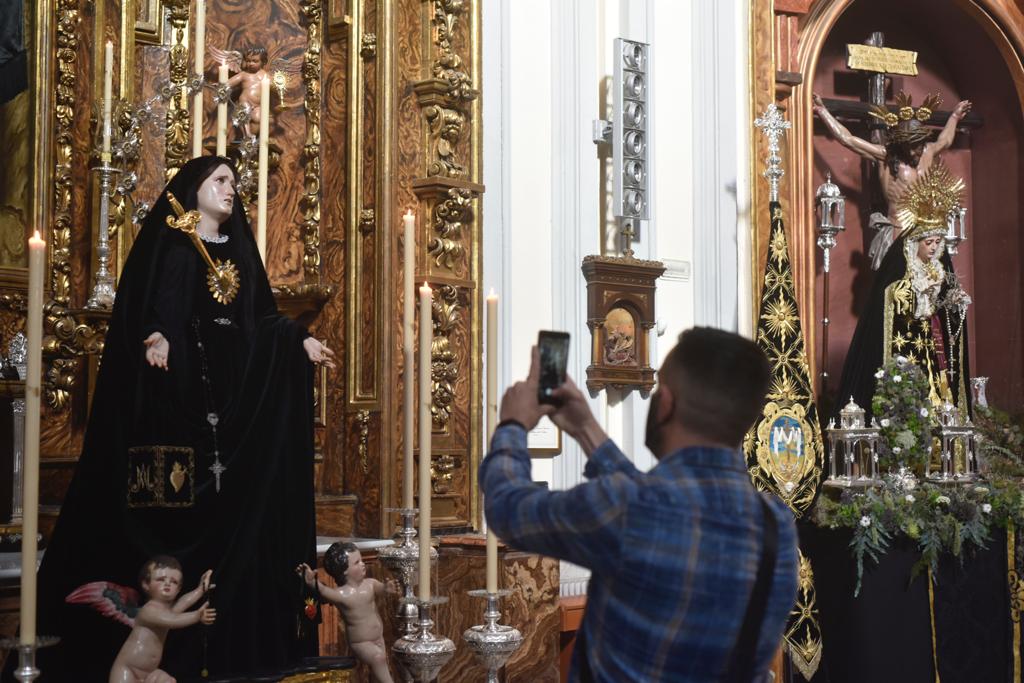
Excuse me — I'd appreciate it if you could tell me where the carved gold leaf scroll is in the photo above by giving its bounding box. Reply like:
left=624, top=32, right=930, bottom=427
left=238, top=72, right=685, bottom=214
left=161, top=0, right=190, bottom=178
left=299, top=0, right=323, bottom=283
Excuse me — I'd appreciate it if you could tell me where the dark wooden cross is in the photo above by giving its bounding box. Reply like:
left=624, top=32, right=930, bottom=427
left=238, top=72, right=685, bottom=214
left=819, top=32, right=983, bottom=139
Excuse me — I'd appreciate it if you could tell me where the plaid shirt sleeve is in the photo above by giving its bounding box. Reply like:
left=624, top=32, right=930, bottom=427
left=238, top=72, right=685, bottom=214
left=480, top=423, right=634, bottom=573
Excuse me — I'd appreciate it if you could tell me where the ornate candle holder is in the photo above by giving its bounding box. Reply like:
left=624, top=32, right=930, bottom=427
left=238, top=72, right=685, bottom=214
left=378, top=508, right=438, bottom=635
left=85, top=155, right=120, bottom=310
left=0, top=636, right=59, bottom=682
left=391, top=598, right=456, bottom=683
left=463, top=589, right=523, bottom=683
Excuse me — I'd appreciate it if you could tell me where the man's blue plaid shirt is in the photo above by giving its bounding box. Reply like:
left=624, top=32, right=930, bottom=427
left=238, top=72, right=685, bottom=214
left=481, top=423, right=799, bottom=682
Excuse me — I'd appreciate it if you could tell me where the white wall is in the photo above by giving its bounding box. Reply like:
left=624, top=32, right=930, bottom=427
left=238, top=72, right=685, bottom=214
left=482, top=0, right=752, bottom=598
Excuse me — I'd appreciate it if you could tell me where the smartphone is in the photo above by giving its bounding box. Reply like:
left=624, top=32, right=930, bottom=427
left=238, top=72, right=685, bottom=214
left=537, top=331, right=571, bottom=404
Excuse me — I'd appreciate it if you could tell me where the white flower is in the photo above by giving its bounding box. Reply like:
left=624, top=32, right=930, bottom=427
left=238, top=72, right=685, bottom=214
left=920, top=408, right=929, bottom=418
left=880, top=418, right=891, bottom=428
left=893, top=375, right=903, bottom=383
left=936, top=495, right=951, bottom=505
left=896, top=355, right=908, bottom=366
left=974, top=486, right=990, bottom=495
left=982, top=503, right=992, bottom=514
left=892, top=446, right=902, bottom=454
left=905, top=494, right=916, bottom=503
left=875, top=370, right=885, bottom=379
left=860, top=515, right=872, bottom=528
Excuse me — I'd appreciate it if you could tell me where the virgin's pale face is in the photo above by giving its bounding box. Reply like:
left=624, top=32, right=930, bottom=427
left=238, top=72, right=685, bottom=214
left=917, top=235, right=943, bottom=262
left=196, top=165, right=236, bottom=225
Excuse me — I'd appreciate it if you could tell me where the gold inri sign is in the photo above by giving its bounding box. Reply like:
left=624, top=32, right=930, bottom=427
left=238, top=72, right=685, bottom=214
left=846, top=44, right=919, bottom=76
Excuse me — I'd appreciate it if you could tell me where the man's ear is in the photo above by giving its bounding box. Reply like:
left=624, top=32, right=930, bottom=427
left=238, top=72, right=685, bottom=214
left=656, top=384, right=676, bottom=424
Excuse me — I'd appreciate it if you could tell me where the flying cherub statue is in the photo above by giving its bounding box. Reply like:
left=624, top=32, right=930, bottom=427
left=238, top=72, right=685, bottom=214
left=66, top=556, right=216, bottom=683
left=207, top=45, right=300, bottom=138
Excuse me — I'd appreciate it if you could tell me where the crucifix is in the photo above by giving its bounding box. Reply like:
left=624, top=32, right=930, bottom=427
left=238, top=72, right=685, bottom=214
left=817, top=33, right=983, bottom=144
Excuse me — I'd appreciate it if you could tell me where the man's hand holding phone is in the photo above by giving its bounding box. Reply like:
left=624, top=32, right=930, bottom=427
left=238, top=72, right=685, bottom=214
left=499, top=346, right=555, bottom=431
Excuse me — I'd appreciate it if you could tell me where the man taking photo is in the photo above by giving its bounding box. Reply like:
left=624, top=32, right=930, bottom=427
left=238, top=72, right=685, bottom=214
left=480, top=327, right=798, bottom=682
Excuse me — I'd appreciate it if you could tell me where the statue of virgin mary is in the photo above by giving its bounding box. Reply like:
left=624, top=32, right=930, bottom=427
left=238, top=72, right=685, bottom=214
left=835, top=162, right=972, bottom=420
left=22, top=156, right=332, bottom=680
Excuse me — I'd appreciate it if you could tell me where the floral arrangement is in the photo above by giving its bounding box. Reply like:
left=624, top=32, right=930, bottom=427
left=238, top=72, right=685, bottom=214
left=871, top=356, right=932, bottom=471
left=812, top=404, right=1024, bottom=596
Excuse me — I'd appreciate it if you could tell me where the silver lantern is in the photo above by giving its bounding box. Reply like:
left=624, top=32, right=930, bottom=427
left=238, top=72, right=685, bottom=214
left=927, top=402, right=978, bottom=482
left=825, top=398, right=881, bottom=487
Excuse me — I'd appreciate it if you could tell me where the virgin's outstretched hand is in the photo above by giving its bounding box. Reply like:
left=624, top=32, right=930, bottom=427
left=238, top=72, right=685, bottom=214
left=303, top=337, right=336, bottom=369
left=144, top=331, right=170, bottom=371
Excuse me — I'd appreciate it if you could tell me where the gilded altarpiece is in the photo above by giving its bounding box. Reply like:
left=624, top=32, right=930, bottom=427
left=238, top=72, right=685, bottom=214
left=14, top=0, right=486, bottom=540
left=6, top=0, right=354, bottom=534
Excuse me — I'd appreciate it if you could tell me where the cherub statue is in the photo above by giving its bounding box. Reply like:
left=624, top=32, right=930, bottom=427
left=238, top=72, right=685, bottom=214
left=66, top=556, right=216, bottom=683
left=208, top=45, right=299, bottom=138
left=297, top=543, right=396, bottom=683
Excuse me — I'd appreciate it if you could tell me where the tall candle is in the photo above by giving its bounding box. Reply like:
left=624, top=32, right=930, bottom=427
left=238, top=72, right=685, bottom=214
left=21, top=232, right=45, bottom=646
left=191, top=0, right=205, bottom=158
left=216, top=63, right=229, bottom=156
left=256, top=75, right=270, bottom=262
left=418, top=283, right=433, bottom=602
left=402, top=210, right=416, bottom=510
left=485, top=290, right=499, bottom=594
left=102, top=41, right=113, bottom=156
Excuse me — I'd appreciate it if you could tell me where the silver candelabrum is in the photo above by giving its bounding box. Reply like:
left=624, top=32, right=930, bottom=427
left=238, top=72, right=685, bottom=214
left=463, top=589, right=523, bottom=683
left=378, top=508, right=438, bottom=635
left=86, top=153, right=120, bottom=310
left=0, top=635, right=60, bottom=682
left=391, top=598, right=456, bottom=683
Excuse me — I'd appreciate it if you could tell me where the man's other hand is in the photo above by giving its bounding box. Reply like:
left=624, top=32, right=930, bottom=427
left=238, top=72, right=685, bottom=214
left=499, top=346, right=554, bottom=431
left=549, top=376, right=609, bottom=457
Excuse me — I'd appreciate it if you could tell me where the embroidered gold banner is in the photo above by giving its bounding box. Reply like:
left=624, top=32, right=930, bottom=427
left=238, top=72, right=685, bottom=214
left=744, top=201, right=825, bottom=679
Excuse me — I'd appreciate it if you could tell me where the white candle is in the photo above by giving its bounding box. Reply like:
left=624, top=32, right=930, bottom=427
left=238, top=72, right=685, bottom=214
left=418, top=282, right=433, bottom=602
left=216, top=63, right=229, bottom=156
left=102, top=41, right=113, bottom=157
left=256, top=75, right=270, bottom=262
left=191, top=0, right=205, bottom=158
left=402, top=210, right=416, bottom=510
left=485, top=290, right=499, bottom=594
left=22, top=231, right=45, bottom=646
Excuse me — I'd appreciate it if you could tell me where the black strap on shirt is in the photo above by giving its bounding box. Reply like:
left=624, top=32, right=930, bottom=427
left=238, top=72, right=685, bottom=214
left=723, top=495, right=780, bottom=683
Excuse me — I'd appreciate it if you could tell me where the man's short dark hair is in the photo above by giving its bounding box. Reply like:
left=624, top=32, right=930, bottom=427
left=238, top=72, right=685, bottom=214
left=323, top=542, right=359, bottom=585
left=660, top=327, right=771, bottom=447
left=139, top=554, right=182, bottom=587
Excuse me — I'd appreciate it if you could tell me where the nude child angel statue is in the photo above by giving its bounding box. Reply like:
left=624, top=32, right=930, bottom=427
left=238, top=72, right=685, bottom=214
left=297, top=542, right=396, bottom=683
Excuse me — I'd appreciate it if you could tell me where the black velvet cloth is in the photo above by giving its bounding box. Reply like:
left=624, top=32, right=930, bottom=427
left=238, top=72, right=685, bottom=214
left=801, top=522, right=1011, bottom=683
left=18, top=157, right=318, bottom=681
left=834, top=235, right=970, bottom=422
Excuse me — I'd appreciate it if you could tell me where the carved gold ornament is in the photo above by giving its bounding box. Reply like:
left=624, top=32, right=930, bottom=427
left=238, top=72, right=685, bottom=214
left=165, top=192, right=241, bottom=304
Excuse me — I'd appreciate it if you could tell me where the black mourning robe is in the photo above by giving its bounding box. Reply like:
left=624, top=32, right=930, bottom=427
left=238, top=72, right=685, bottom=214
left=835, top=235, right=971, bottom=422
left=19, top=157, right=318, bottom=681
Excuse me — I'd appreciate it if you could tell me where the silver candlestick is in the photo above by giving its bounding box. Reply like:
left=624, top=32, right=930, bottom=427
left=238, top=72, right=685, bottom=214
left=379, top=508, right=439, bottom=635
left=463, top=589, right=523, bottom=683
left=0, top=636, right=59, bottom=682
left=86, top=155, right=120, bottom=310
left=391, top=598, right=456, bottom=682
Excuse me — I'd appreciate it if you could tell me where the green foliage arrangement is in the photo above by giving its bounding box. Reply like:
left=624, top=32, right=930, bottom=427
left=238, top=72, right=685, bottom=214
left=870, top=356, right=933, bottom=471
left=813, top=395, right=1024, bottom=596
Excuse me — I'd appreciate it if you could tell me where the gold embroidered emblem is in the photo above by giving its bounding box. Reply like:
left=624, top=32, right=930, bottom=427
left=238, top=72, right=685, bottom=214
left=169, top=461, right=187, bottom=493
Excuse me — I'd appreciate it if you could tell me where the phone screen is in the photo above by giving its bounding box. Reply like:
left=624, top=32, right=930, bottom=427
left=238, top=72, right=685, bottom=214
left=537, top=331, right=570, bottom=403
